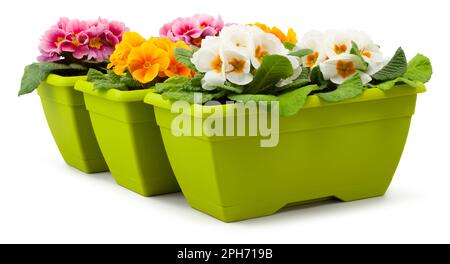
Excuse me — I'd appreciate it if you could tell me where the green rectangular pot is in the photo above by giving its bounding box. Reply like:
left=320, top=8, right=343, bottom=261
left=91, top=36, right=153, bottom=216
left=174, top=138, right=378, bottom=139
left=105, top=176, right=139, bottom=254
left=74, top=80, right=179, bottom=197
left=37, top=74, right=108, bottom=173
left=144, top=83, right=426, bottom=222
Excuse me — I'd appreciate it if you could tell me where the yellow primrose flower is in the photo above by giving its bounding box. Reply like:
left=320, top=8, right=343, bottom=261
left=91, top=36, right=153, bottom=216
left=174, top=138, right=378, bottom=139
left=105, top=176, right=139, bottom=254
left=108, top=32, right=146, bottom=75
left=253, top=23, right=298, bottom=44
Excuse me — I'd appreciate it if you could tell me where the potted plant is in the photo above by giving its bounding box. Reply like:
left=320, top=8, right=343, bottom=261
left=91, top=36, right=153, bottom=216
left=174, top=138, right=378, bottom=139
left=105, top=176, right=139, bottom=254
left=19, top=17, right=127, bottom=173
left=75, top=14, right=225, bottom=196
left=144, top=25, right=432, bottom=222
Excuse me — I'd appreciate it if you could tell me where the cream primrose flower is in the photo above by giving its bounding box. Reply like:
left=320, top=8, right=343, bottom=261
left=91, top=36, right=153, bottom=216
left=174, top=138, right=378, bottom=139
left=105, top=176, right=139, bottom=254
left=297, top=30, right=327, bottom=68
left=319, top=53, right=372, bottom=84
left=192, top=24, right=301, bottom=89
left=191, top=36, right=226, bottom=90
left=192, top=35, right=253, bottom=88
left=324, top=29, right=353, bottom=58
left=349, top=30, right=386, bottom=75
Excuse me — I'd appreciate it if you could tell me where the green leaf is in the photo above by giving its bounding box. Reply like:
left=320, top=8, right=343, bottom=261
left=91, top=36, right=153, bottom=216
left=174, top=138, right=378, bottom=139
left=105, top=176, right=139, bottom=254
left=283, top=42, right=296, bottom=51
left=87, top=68, right=105, bottom=81
left=288, top=49, right=313, bottom=58
left=212, top=83, right=244, bottom=94
left=87, top=68, right=128, bottom=90
left=247, top=55, right=293, bottom=94
left=19, top=62, right=75, bottom=96
left=68, top=63, right=87, bottom=71
left=309, top=66, right=329, bottom=89
left=155, top=76, right=202, bottom=93
left=275, top=78, right=310, bottom=93
left=174, top=48, right=196, bottom=70
left=403, top=54, right=432, bottom=83
left=298, top=67, right=310, bottom=80
left=372, top=47, right=407, bottom=81
left=318, top=74, right=364, bottom=102
left=228, top=94, right=279, bottom=104
left=350, top=41, right=368, bottom=71
left=162, top=91, right=223, bottom=103
left=191, top=73, right=205, bottom=87
left=376, top=77, right=423, bottom=90
left=119, top=72, right=143, bottom=89
left=279, top=85, right=317, bottom=116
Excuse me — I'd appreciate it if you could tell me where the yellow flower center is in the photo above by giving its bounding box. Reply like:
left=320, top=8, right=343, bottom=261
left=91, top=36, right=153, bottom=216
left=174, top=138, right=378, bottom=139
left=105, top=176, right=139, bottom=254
left=210, top=55, right=222, bottom=73
left=360, top=48, right=372, bottom=58
left=336, top=60, right=356, bottom=78
left=334, top=44, right=348, bottom=55
left=144, top=62, right=151, bottom=69
left=228, top=58, right=246, bottom=74
left=89, top=37, right=103, bottom=49
left=54, top=36, right=64, bottom=47
left=255, top=45, right=269, bottom=63
left=305, top=52, right=319, bottom=68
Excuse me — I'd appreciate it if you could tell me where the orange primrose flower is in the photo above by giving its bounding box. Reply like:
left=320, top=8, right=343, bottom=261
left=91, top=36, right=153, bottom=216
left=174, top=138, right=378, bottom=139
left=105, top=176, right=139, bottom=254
left=108, top=32, right=146, bottom=75
left=127, top=42, right=170, bottom=84
left=151, top=37, right=194, bottom=78
left=254, top=23, right=298, bottom=44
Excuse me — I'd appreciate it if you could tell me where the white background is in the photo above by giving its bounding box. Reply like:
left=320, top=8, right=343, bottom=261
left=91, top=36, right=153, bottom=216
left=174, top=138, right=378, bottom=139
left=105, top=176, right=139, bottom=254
left=0, top=0, right=449, bottom=244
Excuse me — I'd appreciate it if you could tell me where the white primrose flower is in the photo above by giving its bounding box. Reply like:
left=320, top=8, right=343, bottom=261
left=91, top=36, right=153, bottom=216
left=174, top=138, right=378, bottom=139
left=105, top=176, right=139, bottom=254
left=250, top=30, right=287, bottom=68
left=219, top=24, right=258, bottom=52
left=324, top=29, right=353, bottom=58
left=319, top=53, right=372, bottom=84
left=222, top=48, right=253, bottom=85
left=191, top=36, right=225, bottom=90
left=297, top=30, right=327, bottom=68
left=349, top=30, right=386, bottom=75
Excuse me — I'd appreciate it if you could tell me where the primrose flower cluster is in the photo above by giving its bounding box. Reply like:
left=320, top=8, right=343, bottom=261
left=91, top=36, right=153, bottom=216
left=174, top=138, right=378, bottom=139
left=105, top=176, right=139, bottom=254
left=108, top=32, right=194, bottom=84
left=38, top=17, right=128, bottom=62
left=191, top=24, right=302, bottom=90
left=297, top=29, right=386, bottom=84
left=160, top=14, right=224, bottom=47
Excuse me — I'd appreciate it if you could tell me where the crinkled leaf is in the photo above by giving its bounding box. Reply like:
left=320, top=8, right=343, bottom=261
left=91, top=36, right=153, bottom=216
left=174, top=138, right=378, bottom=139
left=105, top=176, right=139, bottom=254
left=403, top=54, right=432, bottom=83
left=350, top=41, right=368, bottom=71
left=288, top=49, right=313, bottom=58
left=228, top=94, right=279, bottom=105
left=318, top=74, right=364, bottom=102
left=19, top=62, right=77, bottom=96
left=155, top=76, right=202, bottom=92
left=174, top=48, right=196, bottom=70
left=279, top=84, right=317, bottom=116
left=376, top=77, right=423, bottom=90
left=87, top=68, right=127, bottom=90
left=298, top=67, right=310, bottom=80
left=372, top=47, right=407, bottom=81
left=211, top=83, right=244, bottom=94
left=247, top=55, right=293, bottom=94
left=119, top=72, right=143, bottom=89
left=87, top=68, right=105, bottom=81
left=162, top=91, right=224, bottom=104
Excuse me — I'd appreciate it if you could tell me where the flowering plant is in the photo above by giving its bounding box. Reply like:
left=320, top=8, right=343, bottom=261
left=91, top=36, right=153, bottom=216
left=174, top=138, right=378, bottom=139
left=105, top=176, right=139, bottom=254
left=159, top=14, right=224, bottom=47
left=86, top=32, right=194, bottom=90
left=85, top=14, right=227, bottom=90
left=19, top=17, right=127, bottom=95
left=155, top=25, right=432, bottom=116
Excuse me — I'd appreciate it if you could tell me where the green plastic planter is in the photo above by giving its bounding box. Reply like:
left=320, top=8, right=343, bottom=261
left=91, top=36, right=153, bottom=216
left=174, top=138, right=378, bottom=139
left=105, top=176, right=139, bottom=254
left=74, top=80, right=179, bottom=196
left=37, top=74, right=108, bottom=173
left=144, top=83, right=426, bottom=222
